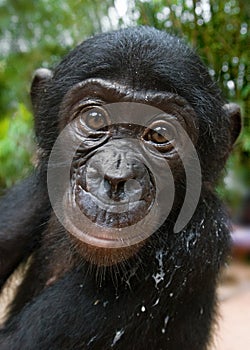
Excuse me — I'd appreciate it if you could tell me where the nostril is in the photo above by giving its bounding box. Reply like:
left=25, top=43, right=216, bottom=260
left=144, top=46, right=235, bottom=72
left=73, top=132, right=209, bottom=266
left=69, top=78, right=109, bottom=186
left=104, top=174, right=128, bottom=187
left=104, top=178, right=111, bottom=191
left=103, top=174, right=127, bottom=201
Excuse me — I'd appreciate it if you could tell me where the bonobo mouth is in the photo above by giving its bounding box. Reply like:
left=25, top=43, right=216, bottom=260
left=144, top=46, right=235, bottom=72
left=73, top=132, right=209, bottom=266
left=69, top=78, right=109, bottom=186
left=72, top=161, right=155, bottom=228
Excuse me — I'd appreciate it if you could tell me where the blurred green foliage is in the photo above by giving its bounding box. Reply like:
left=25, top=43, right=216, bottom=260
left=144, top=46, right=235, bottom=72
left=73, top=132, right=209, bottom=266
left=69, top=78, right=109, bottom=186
left=0, top=103, right=34, bottom=188
left=0, top=0, right=249, bottom=210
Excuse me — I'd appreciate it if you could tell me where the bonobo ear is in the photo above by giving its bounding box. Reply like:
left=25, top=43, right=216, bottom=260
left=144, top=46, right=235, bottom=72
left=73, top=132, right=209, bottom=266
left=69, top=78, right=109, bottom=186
left=30, top=68, right=53, bottom=112
left=223, top=103, right=242, bottom=145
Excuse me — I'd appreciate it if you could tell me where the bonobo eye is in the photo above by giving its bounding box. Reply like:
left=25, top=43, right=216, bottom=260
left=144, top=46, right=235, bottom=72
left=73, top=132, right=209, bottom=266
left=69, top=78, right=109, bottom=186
left=79, top=106, right=110, bottom=132
left=142, top=120, right=175, bottom=152
left=85, top=110, right=106, bottom=130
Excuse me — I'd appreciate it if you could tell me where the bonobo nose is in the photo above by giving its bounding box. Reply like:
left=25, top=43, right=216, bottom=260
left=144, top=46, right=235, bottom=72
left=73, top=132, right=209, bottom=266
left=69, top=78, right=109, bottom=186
left=103, top=164, right=136, bottom=201
left=104, top=168, right=134, bottom=186
left=104, top=174, right=133, bottom=186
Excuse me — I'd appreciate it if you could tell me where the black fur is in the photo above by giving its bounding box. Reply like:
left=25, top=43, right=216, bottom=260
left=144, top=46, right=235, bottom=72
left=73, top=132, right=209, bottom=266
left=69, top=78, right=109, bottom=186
left=0, top=27, right=240, bottom=349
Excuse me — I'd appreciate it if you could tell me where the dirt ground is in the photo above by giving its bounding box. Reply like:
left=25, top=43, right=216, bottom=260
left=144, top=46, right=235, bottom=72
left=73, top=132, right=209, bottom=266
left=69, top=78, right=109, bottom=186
left=212, top=261, right=250, bottom=350
left=1, top=260, right=250, bottom=349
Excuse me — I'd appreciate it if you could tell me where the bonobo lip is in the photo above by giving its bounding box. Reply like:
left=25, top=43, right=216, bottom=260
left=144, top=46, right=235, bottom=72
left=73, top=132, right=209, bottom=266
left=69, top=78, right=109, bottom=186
left=74, top=184, right=155, bottom=228
left=63, top=189, right=158, bottom=248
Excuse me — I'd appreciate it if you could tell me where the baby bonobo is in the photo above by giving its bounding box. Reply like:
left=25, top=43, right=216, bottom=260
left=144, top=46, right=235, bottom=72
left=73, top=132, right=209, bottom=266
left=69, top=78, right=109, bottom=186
left=0, top=27, right=241, bottom=350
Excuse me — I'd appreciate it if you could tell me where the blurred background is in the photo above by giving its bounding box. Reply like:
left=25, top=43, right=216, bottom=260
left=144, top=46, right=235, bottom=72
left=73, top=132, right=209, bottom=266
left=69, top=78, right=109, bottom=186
left=0, top=0, right=249, bottom=349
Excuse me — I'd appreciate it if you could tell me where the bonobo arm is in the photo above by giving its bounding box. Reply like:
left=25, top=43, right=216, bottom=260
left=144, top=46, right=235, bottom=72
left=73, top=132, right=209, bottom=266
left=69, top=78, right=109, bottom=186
left=0, top=170, right=50, bottom=290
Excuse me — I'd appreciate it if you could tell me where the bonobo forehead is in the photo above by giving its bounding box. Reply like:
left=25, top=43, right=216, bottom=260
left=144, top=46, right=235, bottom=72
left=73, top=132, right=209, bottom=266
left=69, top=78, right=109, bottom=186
left=53, top=27, right=223, bottom=106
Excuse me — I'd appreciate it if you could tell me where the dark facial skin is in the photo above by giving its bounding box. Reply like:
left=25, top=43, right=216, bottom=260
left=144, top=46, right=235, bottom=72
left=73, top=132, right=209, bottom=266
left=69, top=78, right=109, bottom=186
left=0, top=27, right=241, bottom=350
left=61, top=78, right=198, bottom=227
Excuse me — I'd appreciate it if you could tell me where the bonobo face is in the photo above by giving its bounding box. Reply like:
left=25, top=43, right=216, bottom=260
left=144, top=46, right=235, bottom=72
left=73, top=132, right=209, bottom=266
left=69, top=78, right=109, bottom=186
left=33, top=27, right=241, bottom=265
left=47, top=78, right=200, bottom=252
